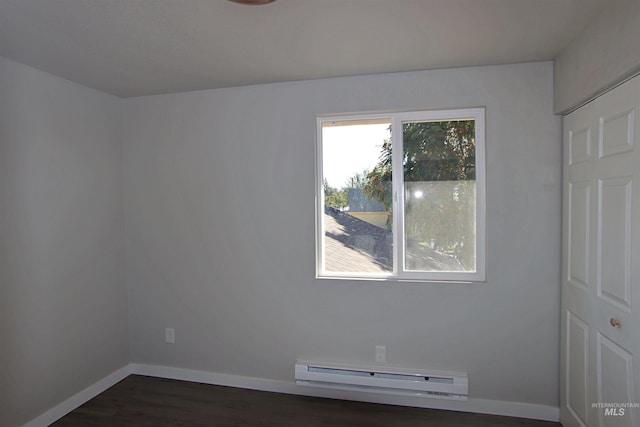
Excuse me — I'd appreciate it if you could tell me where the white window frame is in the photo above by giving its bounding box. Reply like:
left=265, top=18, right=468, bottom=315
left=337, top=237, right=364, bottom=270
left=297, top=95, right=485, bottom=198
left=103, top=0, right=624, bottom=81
left=316, top=108, right=486, bottom=282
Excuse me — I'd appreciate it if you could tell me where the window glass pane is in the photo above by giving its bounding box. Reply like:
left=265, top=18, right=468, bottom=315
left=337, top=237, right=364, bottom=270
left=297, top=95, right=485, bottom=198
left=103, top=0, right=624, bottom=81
left=402, top=120, right=476, bottom=272
left=321, top=120, right=392, bottom=274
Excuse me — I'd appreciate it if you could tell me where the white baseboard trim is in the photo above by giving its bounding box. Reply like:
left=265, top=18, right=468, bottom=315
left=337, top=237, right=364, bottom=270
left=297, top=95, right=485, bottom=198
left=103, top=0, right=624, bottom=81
left=23, top=365, right=133, bottom=427
left=24, top=363, right=559, bottom=425
left=131, top=363, right=560, bottom=422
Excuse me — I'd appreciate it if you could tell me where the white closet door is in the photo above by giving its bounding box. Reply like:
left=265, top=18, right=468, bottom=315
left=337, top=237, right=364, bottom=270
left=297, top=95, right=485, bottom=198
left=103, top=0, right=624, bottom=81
left=561, top=75, right=640, bottom=427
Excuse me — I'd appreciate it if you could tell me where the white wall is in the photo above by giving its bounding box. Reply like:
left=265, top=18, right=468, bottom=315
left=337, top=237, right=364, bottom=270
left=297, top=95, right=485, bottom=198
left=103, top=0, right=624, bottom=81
left=122, top=62, right=562, bottom=408
left=554, top=0, right=640, bottom=114
left=0, top=57, right=128, bottom=427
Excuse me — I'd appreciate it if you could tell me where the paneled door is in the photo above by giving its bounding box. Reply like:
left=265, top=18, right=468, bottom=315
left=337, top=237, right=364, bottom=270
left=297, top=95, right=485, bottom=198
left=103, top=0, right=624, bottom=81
left=561, top=75, right=640, bottom=427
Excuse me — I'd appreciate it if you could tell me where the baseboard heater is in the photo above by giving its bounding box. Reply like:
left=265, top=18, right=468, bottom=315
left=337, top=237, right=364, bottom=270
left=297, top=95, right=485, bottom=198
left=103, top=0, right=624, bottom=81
left=295, top=360, right=468, bottom=400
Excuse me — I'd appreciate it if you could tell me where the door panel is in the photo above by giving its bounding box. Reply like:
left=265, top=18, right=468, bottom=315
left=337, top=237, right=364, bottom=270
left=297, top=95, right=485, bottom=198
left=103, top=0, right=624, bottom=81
left=596, top=333, right=635, bottom=427
left=570, top=126, right=592, bottom=165
left=568, top=311, right=590, bottom=426
left=569, top=181, right=591, bottom=289
left=599, top=109, right=634, bottom=158
left=597, top=178, right=632, bottom=310
left=563, top=99, right=597, bottom=427
left=562, top=75, right=640, bottom=427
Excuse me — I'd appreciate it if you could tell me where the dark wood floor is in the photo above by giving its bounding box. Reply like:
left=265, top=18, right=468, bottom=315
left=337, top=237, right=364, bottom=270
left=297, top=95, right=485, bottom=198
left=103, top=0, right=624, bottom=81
left=52, top=375, right=562, bottom=426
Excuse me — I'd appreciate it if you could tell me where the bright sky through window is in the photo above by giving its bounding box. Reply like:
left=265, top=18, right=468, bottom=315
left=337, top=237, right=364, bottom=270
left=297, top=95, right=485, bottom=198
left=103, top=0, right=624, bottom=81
left=322, top=123, right=390, bottom=188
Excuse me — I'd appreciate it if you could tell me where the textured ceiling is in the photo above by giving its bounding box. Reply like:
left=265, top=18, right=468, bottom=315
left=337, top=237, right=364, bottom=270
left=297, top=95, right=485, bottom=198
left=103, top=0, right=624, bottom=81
left=0, top=0, right=610, bottom=98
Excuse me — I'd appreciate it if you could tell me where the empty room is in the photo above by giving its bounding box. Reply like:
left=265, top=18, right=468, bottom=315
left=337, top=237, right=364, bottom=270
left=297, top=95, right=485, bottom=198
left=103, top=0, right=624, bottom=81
left=0, top=1, right=639, bottom=426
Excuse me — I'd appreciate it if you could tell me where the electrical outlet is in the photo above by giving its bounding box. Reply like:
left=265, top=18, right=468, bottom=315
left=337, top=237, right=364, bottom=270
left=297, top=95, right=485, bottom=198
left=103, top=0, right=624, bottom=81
left=375, top=345, right=386, bottom=362
left=165, top=328, right=175, bottom=344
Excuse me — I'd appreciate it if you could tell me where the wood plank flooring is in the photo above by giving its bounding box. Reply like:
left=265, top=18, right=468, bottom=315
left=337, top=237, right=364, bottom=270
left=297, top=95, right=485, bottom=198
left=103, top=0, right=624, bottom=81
left=52, top=375, right=562, bottom=426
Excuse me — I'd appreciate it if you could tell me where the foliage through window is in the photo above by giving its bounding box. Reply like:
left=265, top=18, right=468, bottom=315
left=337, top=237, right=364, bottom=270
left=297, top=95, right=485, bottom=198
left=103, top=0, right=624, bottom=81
left=317, top=109, right=485, bottom=281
